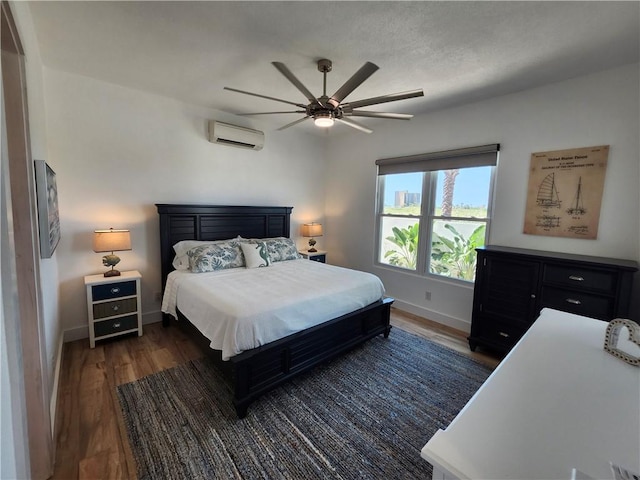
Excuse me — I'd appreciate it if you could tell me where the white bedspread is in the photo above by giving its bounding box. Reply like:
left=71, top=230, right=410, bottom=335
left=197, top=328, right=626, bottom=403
left=161, top=259, right=385, bottom=360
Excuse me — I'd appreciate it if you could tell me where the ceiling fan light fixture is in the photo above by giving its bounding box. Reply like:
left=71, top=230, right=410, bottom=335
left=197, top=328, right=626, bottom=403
left=314, top=113, right=334, bottom=128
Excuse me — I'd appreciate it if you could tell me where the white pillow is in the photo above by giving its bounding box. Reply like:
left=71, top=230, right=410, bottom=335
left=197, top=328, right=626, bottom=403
left=172, top=256, right=189, bottom=271
left=240, top=242, right=271, bottom=269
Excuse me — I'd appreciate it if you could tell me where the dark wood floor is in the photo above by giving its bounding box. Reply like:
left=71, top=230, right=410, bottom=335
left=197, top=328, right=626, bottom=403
left=52, top=308, right=501, bottom=479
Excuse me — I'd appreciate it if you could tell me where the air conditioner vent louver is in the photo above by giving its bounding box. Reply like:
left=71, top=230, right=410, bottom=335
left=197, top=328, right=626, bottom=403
left=208, top=121, right=264, bottom=151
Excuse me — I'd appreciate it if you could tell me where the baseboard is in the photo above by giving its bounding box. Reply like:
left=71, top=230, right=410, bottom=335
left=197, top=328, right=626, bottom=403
left=63, top=310, right=163, bottom=343
left=392, top=299, right=471, bottom=334
left=50, top=333, right=64, bottom=436
left=142, top=310, right=163, bottom=326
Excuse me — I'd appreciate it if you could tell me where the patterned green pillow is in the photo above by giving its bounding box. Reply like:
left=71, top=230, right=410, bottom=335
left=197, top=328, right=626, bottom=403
left=186, top=241, right=245, bottom=273
left=250, top=237, right=301, bottom=262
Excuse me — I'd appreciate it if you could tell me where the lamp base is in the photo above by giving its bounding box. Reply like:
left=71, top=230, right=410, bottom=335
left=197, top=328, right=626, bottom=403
left=308, top=248, right=317, bottom=253
left=104, top=269, right=121, bottom=277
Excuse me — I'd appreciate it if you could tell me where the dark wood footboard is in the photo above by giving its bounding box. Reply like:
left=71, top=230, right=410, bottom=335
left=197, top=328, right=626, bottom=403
left=229, top=297, right=393, bottom=417
left=175, top=297, right=393, bottom=418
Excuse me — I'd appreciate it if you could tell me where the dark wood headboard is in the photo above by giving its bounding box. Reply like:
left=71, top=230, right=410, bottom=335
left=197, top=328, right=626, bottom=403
left=156, top=204, right=293, bottom=289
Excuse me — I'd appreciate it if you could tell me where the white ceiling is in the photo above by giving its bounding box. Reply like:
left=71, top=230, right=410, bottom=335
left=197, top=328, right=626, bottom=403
left=28, top=1, right=640, bottom=135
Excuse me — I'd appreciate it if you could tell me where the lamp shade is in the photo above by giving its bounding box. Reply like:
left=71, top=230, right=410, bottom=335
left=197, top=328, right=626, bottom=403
left=93, top=229, right=131, bottom=253
left=301, top=223, right=323, bottom=237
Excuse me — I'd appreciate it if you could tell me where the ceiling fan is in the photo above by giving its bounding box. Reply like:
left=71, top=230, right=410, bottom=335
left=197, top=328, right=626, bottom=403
left=224, top=59, right=424, bottom=134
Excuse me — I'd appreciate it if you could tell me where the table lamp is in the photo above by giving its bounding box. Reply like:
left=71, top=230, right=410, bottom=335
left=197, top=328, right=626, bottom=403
left=93, top=228, right=131, bottom=277
left=301, top=223, right=323, bottom=252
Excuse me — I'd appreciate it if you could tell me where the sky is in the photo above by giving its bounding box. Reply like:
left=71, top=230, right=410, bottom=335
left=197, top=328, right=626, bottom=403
left=383, top=167, right=492, bottom=207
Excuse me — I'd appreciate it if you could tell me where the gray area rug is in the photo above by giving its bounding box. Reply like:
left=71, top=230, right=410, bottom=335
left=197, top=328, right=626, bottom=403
left=117, top=328, right=492, bottom=479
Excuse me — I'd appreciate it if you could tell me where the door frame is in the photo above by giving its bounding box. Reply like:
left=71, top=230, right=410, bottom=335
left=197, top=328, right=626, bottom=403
left=1, top=1, right=54, bottom=478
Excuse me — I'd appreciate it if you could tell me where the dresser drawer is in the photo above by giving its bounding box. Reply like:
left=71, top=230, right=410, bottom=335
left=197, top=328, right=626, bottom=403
left=93, top=297, right=137, bottom=320
left=476, top=318, right=528, bottom=351
left=93, top=314, right=138, bottom=338
left=541, top=287, right=613, bottom=320
left=92, top=280, right=137, bottom=301
left=543, top=265, right=616, bottom=293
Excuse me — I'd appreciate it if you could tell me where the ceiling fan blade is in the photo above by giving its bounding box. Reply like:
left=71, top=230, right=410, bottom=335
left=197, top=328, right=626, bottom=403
left=328, top=62, right=379, bottom=108
left=341, top=89, right=424, bottom=109
left=238, top=111, right=306, bottom=116
left=335, top=117, right=373, bottom=134
left=272, top=62, right=322, bottom=107
left=344, top=111, right=413, bottom=120
left=277, top=116, right=310, bottom=131
left=224, top=87, right=307, bottom=108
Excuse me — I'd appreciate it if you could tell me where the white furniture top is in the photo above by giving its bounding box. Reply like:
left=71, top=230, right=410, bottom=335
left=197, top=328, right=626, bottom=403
left=421, top=308, right=640, bottom=480
left=84, top=270, right=141, bottom=285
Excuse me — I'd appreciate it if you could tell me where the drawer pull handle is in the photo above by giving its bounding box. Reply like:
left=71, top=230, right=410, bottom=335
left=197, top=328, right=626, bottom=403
left=112, top=305, right=120, bottom=312
left=110, top=287, right=120, bottom=294
left=566, top=298, right=582, bottom=305
left=568, top=275, right=584, bottom=282
left=498, top=331, right=510, bottom=338
left=112, top=322, right=121, bottom=328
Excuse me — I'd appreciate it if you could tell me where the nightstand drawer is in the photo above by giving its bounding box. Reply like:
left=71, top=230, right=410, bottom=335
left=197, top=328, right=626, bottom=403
left=94, top=314, right=138, bottom=337
left=309, top=254, right=326, bottom=263
left=85, top=271, right=142, bottom=348
left=541, top=287, right=613, bottom=319
left=92, top=280, right=137, bottom=301
left=543, top=265, right=616, bottom=293
left=93, top=297, right=137, bottom=320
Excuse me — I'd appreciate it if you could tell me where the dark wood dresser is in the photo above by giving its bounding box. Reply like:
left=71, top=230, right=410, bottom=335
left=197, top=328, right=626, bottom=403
left=468, top=245, right=638, bottom=353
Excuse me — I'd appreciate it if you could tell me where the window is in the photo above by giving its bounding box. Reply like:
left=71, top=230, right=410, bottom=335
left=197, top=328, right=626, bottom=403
left=375, top=144, right=499, bottom=282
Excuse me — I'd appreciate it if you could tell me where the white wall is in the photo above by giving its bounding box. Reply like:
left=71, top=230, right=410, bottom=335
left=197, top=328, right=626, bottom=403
left=42, top=69, right=327, bottom=337
left=12, top=0, right=61, bottom=389
left=38, top=54, right=640, bottom=338
left=12, top=2, right=63, bottom=430
left=2, top=1, right=63, bottom=475
left=8, top=0, right=61, bottom=436
left=325, top=63, right=640, bottom=330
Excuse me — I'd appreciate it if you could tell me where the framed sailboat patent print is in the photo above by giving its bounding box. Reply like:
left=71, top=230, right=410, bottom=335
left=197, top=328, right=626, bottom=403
left=523, top=145, right=608, bottom=239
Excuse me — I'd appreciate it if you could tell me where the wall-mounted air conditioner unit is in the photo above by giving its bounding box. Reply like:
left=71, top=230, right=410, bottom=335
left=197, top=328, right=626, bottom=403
left=208, top=121, right=264, bottom=151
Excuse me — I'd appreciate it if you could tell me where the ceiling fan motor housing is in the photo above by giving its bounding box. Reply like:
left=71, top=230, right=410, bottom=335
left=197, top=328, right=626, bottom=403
left=307, top=95, right=342, bottom=120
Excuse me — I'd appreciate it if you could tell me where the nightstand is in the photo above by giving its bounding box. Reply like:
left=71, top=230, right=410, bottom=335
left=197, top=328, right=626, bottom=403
left=299, top=250, right=327, bottom=263
left=84, top=270, right=142, bottom=348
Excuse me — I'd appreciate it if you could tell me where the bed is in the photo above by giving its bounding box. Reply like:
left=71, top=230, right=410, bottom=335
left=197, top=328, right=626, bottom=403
left=156, top=204, right=393, bottom=418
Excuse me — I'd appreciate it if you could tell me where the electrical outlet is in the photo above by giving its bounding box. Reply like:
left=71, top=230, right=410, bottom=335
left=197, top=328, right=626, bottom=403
left=425, top=291, right=432, bottom=301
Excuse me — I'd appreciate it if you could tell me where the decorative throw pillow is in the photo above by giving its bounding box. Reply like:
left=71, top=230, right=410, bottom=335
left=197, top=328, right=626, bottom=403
left=172, top=237, right=241, bottom=270
left=186, top=241, right=245, bottom=273
left=240, top=242, right=271, bottom=268
left=245, top=237, right=301, bottom=262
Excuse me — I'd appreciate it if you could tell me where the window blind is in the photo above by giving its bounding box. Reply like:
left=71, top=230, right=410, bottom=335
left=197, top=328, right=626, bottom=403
left=376, top=144, right=500, bottom=175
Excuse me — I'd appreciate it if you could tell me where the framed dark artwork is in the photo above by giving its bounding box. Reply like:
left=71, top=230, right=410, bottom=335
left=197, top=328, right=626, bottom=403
left=34, top=160, right=60, bottom=258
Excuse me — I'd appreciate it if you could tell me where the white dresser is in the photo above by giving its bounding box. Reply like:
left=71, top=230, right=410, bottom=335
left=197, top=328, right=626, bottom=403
left=421, top=308, right=640, bottom=480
